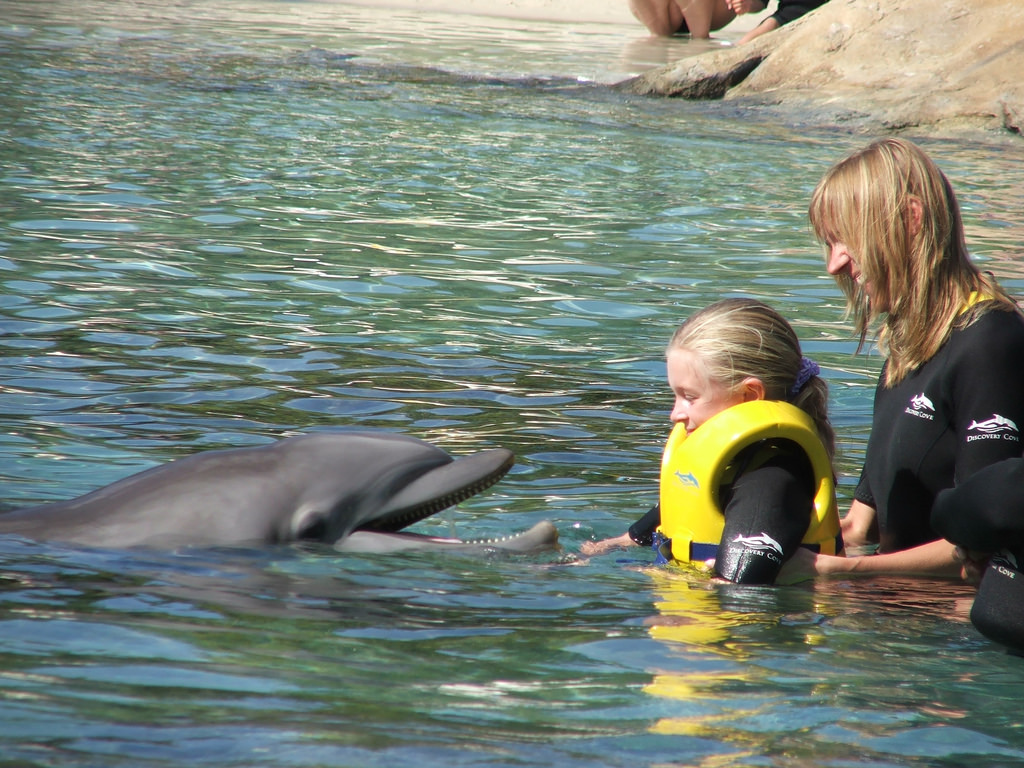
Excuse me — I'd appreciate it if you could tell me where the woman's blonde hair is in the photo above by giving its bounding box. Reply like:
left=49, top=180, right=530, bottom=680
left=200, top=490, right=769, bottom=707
left=808, top=137, right=1017, bottom=386
left=668, top=298, right=835, bottom=461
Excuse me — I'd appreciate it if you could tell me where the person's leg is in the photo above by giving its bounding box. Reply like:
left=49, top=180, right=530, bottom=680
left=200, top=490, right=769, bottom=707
left=629, top=0, right=736, bottom=38
left=628, top=0, right=686, bottom=36
left=674, top=0, right=736, bottom=37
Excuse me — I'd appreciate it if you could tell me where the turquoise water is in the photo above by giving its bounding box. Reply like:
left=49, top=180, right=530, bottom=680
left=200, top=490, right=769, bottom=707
left=4, top=1, right=1024, bottom=765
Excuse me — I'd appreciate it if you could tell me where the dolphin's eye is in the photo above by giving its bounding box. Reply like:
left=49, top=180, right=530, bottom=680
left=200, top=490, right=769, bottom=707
left=296, top=516, right=328, bottom=541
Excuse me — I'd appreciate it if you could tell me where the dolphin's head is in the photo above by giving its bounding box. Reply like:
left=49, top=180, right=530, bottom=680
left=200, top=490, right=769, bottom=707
left=283, top=432, right=515, bottom=545
left=1, top=431, right=531, bottom=553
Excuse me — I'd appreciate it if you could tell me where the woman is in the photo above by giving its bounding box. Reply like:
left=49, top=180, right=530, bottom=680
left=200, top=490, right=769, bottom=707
left=783, top=138, right=1024, bottom=581
left=582, top=298, right=841, bottom=584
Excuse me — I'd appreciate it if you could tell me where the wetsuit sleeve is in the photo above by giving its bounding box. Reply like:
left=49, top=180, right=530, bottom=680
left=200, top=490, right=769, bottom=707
left=714, top=453, right=814, bottom=584
left=771, top=0, right=830, bottom=25
left=853, top=464, right=875, bottom=508
left=628, top=503, right=661, bottom=547
left=932, top=457, right=1024, bottom=553
left=950, top=311, right=1024, bottom=484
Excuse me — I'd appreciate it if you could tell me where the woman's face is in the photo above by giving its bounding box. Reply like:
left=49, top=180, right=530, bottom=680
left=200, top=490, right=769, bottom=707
left=825, top=240, right=868, bottom=295
left=825, top=238, right=885, bottom=310
left=667, top=348, right=745, bottom=434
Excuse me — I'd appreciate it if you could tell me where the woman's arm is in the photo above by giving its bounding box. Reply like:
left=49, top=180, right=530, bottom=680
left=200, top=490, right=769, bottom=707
left=778, top=537, right=962, bottom=583
left=952, top=311, right=1024, bottom=482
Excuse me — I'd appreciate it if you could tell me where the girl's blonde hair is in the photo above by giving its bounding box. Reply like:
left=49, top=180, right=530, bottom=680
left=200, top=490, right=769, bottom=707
left=808, top=137, right=1017, bottom=387
left=668, top=298, right=835, bottom=461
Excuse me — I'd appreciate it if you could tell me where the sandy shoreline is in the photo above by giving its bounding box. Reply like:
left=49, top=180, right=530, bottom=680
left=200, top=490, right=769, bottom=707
left=334, top=0, right=765, bottom=35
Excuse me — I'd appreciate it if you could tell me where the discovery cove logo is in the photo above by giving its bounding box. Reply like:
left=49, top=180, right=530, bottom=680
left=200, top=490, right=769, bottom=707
left=732, top=532, right=784, bottom=563
left=905, top=392, right=936, bottom=420
left=966, top=413, right=1020, bottom=443
left=673, top=470, right=699, bottom=489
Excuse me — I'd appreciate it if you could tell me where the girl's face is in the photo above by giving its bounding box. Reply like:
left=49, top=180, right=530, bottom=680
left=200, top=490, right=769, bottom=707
left=666, top=348, right=745, bottom=434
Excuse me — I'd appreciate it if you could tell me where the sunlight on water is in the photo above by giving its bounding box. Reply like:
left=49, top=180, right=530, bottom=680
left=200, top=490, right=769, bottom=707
left=3, top=1, right=1024, bottom=765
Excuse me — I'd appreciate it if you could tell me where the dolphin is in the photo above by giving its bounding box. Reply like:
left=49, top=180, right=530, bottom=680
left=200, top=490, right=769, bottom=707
left=0, top=431, right=559, bottom=553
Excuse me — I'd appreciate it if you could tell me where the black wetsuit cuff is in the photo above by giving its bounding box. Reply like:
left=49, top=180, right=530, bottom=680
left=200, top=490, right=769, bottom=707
left=628, top=524, right=653, bottom=548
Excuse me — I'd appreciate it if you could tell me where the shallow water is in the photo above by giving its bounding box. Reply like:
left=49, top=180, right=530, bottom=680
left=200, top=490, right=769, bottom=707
left=3, top=1, right=1024, bottom=765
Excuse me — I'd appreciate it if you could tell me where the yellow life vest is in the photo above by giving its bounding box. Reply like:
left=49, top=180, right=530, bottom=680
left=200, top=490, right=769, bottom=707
left=959, top=291, right=991, bottom=315
left=657, top=400, right=842, bottom=564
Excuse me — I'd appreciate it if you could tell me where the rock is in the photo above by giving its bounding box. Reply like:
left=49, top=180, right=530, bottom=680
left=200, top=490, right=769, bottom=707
left=624, top=47, right=766, bottom=99
left=618, top=0, right=1024, bottom=136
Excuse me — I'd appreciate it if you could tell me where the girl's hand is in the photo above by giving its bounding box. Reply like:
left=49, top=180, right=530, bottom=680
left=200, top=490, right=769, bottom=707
left=580, top=533, right=635, bottom=556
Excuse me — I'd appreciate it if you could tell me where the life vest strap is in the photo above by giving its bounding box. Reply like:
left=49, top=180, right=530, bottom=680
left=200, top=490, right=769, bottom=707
left=661, top=533, right=843, bottom=568
left=689, top=542, right=718, bottom=562
left=798, top=532, right=844, bottom=556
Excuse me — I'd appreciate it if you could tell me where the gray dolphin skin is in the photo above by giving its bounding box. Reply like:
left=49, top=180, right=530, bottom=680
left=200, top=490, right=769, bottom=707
left=1, top=432, right=558, bottom=553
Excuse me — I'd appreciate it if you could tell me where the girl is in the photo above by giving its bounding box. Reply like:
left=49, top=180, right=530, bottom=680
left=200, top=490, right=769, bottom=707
left=786, top=138, right=1024, bottom=580
left=582, top=298, right=839, bottom=584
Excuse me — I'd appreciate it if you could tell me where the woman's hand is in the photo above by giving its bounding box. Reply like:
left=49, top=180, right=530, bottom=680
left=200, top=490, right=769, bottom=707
left=840, top=500, right=879, bottom=548
left=954, top=547, right=992, bottom=585
left=776, top=547, right=827, bottom=584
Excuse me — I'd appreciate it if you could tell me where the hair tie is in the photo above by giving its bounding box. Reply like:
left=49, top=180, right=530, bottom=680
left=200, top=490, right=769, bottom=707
left=790, top=356, right=820, bottom=397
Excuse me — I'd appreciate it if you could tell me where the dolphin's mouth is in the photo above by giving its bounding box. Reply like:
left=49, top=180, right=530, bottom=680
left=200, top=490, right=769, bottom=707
left=331, top=446, right=554, bottom=555
left=335, top=521, right=559, bottom=555
left=360, top=448, right=516, bottom=533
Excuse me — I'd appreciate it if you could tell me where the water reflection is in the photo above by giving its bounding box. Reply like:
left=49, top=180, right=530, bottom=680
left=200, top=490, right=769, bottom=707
left=641, top=567, right=1021, bottom=763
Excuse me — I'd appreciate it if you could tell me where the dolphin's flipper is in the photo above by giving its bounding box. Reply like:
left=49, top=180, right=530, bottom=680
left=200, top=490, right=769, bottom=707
left=333, top=521, right=559, bottom=555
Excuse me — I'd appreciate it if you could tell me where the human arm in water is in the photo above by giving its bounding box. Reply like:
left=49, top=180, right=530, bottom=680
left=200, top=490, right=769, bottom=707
left=580, top=503, right=660, bottom=556
left=778, top=538, right=961, bottom=582
left=579, top=532, right=635, bottom=556
left=777, top=499, right=961, bottom=583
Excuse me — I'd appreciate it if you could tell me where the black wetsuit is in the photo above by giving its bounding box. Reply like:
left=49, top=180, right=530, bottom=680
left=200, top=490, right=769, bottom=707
left=630, top=440, right=815, bottom=584
left=855, top=308, right=1024, bottom=553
